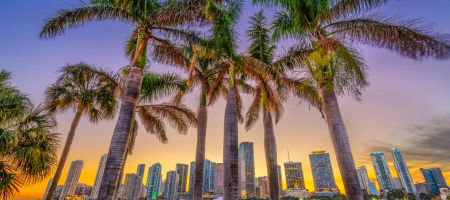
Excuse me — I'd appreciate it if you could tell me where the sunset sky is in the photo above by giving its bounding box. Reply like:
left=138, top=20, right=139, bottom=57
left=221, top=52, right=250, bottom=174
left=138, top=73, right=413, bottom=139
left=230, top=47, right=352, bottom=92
left=1, top=0, right=450, bottom=199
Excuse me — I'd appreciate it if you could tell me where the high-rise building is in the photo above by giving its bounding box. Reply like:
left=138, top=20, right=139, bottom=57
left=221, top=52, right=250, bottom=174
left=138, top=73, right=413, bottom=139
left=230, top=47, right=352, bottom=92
left=238, top=142, right=256, bottom=198
left=309, top=151, right=337, bottom=190
left=122, top=173, right=139, bottom=199
left=393, top=177, right=403, bottom=190
left=176, top=164, right=189, bottom=194
left=392, top=147, right=417, bottom=194
left=256, top=176, right=270, bottom=197
left=204, top=159, right=215, bottom=192
left=146, top=163, right=162, bottom=200
left=133, top=164, right=146, bottom=199
left=370, top=152, right=395, bottom=191
left=368, top=182, right=379, bottom=196
left=188, top=161, right=195, bottom=197
left=356, top=166, right=370, bottom=190
left=415, top=183, right=432, bottom=194
left=91, top=154, right=107, bottom=199
left=43, top=178, right=53, bottom=200
left=284, top=162, right=305, bottom=189
left=165, top=171, right=179, bottom=200
left=421, top=168, right=448, bottom=194
left=61, top=160, right=84, bottom=198
left=214, top=163, right=224, bottom=195
left=74, top=183, right=92, bottom=196
left=277, top=165, right=283, bottom=191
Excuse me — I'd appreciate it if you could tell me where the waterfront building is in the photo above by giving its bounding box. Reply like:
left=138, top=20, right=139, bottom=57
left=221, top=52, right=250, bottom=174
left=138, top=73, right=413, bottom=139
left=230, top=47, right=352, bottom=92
left=146, top=163, right=162, bottom=200
left=43, top=178, right=53, bottom=200
left=368, top=182, right=379, bottom=196
left=421, top=168, right=448, bottom=194
left=91, top=154, right=107, bottom=199
left=176, top=164, right=189, bottom=194
left=165, top=171, right=179, bottom=200
left=392, top=147, right=417, bottom=194
left=370, top=152, right=395, bottom=191
left=61, top=160, right=84, bottom=198
left=309, top=151, right=337, bottom=190
left=284, top=161, right=305, bottom=189
left=74, top=184, right=92, bottom=196
left=214, top=163, right=224, bottom=195
left=122, top=173, right=139, bottom=199
left=356, top=166, right=370, bottom=190
left=238, top=142, right=256, bottom=198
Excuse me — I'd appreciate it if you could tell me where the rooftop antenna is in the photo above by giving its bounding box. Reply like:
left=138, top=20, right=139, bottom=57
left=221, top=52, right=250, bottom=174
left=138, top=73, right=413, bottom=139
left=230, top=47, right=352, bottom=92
left=287, top=148, right=291, bottom=162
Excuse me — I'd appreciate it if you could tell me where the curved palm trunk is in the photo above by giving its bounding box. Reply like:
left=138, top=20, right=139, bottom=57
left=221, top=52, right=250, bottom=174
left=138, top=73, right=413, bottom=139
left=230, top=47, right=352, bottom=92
left=45, top=108, right=83, bottom=200
left=97, top=67, right=144, bottom=200
left=193, top=91, right=207, bottom=200
left=318, top=83, right=363, bottom=200
left=263, top=109, right=280, bottom=200
left=112, top=153, right=126, bottom=200
left=223, top=84, right=239, bottom=200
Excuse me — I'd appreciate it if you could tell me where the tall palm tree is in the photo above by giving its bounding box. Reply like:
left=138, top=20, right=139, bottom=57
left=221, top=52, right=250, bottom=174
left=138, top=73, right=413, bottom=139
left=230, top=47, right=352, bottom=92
left=44, top=63, right=117, bottom=200
left=255, top=0, right=450, bottom=199
left=40, top=0, right=204, bottom=198
left=170, top=43, right=228, bottom=200
left=245, top=11, right=322, bottom=200
left=113, top=70, right=197, bottom=200
left=0, top=70, right=58, bottom=199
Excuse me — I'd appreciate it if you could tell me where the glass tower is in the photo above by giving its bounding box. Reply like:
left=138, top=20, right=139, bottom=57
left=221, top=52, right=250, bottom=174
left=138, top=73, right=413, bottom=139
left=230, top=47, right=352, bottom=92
left=238, top=142, right=256, bottom=198
left=91, top=154, right=107, bottom=199
left=176, top=164, right=189, bottom=194
left=309, top=151, right=337, bottom=190
left=392, top=147, right=417, bottom=194
left=61, top=160, right=84, bottom=198
left=284, top=162, right=305, bottom=189
left=188, top=161, right=195, bottom=197
left=421, top=168, right=448, bottom=194
left=165, top=171, right=179, bottom=200
left=146, top=163, right=162, bottom=200
left=356, top=166, right=370, bottom=190
left=371, top=152, right=395, bottom=191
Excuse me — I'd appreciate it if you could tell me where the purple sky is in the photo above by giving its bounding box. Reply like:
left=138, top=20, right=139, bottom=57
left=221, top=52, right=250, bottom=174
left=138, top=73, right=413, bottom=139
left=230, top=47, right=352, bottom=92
left=2, top=0, right=450, bottom=198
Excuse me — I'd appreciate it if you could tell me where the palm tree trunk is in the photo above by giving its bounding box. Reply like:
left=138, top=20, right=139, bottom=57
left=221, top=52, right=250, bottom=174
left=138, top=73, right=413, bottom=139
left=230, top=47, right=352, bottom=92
left=97, top=66, right=144, bottom=200
left=223, top=84, right=239, bottom=200
left=112, top=153, right=126, bottom=200
left=318, top=83, right=363, bottom=200
left=193, top=90, right=207, bottom=200
left=45, top=108, right=83, bottom=200
left=263, top=109, right=279, bottom=200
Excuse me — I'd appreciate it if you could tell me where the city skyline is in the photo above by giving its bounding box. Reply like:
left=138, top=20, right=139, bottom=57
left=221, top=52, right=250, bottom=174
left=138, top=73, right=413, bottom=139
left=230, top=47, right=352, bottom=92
left=43, top=144, right=449, bottom=199
left=3, top=1, right=450, bottom=199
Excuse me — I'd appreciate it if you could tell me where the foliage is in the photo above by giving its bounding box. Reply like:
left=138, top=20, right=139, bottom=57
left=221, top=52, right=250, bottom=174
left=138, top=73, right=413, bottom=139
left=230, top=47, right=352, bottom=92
left=385, top=189, right=405, bottom=199
left=0, top=70, right=58, bottom=199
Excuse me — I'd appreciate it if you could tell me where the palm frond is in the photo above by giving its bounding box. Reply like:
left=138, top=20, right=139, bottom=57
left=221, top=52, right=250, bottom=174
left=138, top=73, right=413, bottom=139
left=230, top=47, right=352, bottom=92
left=150, top=37, right=190, bottom=69
left=139, top=73, right=187, bottom=104
left=244, top=88, right=261, bottom=130
left=327, top=17, right=450, bottom=59
left=0, top=161, right=23, bottom=200
left=136, top=106, right=168, bottom=143
left=140, top=104, right=197, bottom=134
left=40, top=5, right=134, bottom=38
left=324, top=0, right=388, bottom=21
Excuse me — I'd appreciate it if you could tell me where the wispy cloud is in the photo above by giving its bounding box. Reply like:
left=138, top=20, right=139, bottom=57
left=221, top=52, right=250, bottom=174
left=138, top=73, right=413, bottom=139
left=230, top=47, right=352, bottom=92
left=360, top=114, right=450, bottom=169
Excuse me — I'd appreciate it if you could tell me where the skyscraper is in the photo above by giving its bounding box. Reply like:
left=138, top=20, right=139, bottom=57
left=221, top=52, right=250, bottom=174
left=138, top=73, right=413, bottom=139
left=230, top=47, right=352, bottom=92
left=371, top=152, right=395, bottom=191
left=284, top=161, right=305, bottom=189
left=356, top=166, right=370, bottom=190
left=61, top=160, right=84, bottom=198
left=188, top=161, right=195, bottom=197
left=368, top=182, right=379, bottom=196
left=256, top=176, right=270, bottom=197
left=165, top=171, right=179, bottom=200
left=238, top=142, right=256, bottom=198
left=91, top=154, right=107, bottom=199
left=133, top=164, right=146, bottom=199
left=146, top=163, right=162, bottom=200
left=122, top=173, right=139, bottom=199
left=392, top=177, right=403, bottom=190
left=421, top=168, right=448, bottom=194
left=176, top=164, right=189, bottom=194
left=204, top=159, right=214, bottom=192
left=214, top=163, right=224, bottom=195
left=392, top=147, right=417, bottom=194
left=309, top=151, right=337, bottom=190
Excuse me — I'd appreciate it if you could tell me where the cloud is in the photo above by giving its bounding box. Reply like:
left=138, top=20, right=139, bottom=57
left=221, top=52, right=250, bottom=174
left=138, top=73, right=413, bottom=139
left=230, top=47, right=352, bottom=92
left=360, top=114, right=450, bottom=169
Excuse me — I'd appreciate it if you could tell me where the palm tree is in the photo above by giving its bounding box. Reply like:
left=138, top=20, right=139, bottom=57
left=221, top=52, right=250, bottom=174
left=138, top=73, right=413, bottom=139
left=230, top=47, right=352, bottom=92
left=113, top=70, right=197, bottom=199
left=40, top=0, right=204, bottom=198
left=0, top=70, right=58, bottom=199
left=44, top=63, right=117, bottom=200
left=170, top=43, right=228, bottom=200
left=254, top=0, right=450, bottom=199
